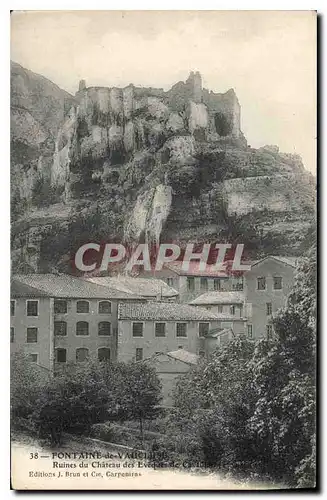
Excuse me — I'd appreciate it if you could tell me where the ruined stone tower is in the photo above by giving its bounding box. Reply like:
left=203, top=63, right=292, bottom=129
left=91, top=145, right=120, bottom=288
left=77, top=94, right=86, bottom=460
left=78, top=79, right=86, bottom=92
left=186, top=71, right=203, bottom=103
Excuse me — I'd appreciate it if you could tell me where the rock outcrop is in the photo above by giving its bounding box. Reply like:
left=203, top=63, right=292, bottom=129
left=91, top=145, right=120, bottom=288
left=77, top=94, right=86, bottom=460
left=11, top=64, right=316, bottom=273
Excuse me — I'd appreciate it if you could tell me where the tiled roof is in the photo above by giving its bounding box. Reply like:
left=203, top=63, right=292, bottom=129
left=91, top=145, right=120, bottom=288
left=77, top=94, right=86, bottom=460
left=86, top=276, right=178, bottom=298
left=206, top=327, right=234, bottom=338
left=251, top=255, right=297, bottom=268
left=167, top=349, right=199, bottom=365
left=189, top=291, right=245, bottom=305
left=164, top=261, right=230, bottom=277
left=11, top=274, right=142, bottom=300
left=118, top=302, right=219, bottom=321
left=145, top=349, right=199, bottom=365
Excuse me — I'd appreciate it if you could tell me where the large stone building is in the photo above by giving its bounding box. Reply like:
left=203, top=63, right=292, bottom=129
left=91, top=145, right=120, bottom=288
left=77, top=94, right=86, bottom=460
left=10, top=255, right=297, bottom=374
left=10, top=274, right=144, bottom=371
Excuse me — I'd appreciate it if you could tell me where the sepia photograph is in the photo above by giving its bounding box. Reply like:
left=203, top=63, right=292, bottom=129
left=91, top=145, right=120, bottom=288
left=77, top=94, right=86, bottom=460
left=9, top=9, right=317, bottom=491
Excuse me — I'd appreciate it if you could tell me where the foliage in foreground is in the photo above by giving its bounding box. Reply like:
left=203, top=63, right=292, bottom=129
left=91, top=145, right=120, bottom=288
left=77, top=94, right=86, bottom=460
left=167, top=246, right=316, bottom=488
left=11, top=358, right=162, bottom=446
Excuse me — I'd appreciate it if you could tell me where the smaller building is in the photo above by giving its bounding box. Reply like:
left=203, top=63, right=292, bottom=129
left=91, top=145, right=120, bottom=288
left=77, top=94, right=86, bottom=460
left=205, top=327, right=235, bottom=356
left=139, top=261, right=232, bottom=303
left=117, top=301, right=221, bottom=362
left=144, top=349, right=199, bottom=407
left=85, top=276, right=179, bottom=301
left=189, top=291, right=246, bottom=335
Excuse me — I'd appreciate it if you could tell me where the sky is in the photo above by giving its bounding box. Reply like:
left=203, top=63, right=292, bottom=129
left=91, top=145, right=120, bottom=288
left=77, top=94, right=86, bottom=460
left=11, top=10, right=317, bottom=173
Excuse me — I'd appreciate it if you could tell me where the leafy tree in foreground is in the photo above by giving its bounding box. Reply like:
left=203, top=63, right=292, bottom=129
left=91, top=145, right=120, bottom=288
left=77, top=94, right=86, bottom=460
left=11, top=351, right=49, bottom=422
left=30, top=360, right=162, bottom=446
left=170, top=245, right=316, bottom=487
left=249, top=245, right=316, bottom=486
left=116, top=362, right=162, bottom=442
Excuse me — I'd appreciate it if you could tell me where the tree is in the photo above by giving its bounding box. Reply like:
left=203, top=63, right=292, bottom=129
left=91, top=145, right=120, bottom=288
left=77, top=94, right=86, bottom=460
left=249, top=245, right=316, bottom=486
left=116, top=362, right=162, bottom=443
left=11, top=351, right=49, bottom=423
left=172, top=338, right=258, bottom=472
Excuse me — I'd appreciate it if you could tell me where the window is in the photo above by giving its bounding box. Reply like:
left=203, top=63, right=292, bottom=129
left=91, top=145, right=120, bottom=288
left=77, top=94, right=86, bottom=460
left=27, top=327, right=38, bottom=343
left=98, top=321, right=111, bottom=336
left=230, top=305, right=236, bottom=315
left=155, top=322, right=166, bottom=337
left=27, top=300, right=38, bottom=317
left=214, top=279, right=221, bottom=291
left=200, top=278, right=208, bottom=291
left=273, top=277, right=283, bottom=290
left=232, top=276, right=244, bottom=291
left=266, top=324, right=273, bottom=339
left=257, top=277, right=266, bottom=291
left=10, top=300, right=15, bottom=316
left=199, top=322, right=209, bottom=337
left=217, top=305, right=223, bottom=314
left=76, top=300, right=89, bottom=313
left=28, top=354, right=38, bottom=363
left=76, top=321, right=89, bottom=336
left=247, top=324, right=253, bottom=338
left=54, top=299, right=67, bottom=314
left=54, top=321, right=67, bottom=336
left=266, top=302, right=272, bottom=316
left=132, top=322, right=143, bottom=337
left=10, top=327, right=14, bottom=343
left=135, top=348, right=143, bottom=361
left=76, top=347, right=89, bottom=363
left=98, top=347, right=111, bottom=362
left=176, top=323, right=187, bottom=337
left=55, top=348, right=67, bottom=363
left=187, top=277, right=195, bottom=292
left=166, top=278, right=174, bottom=287
left=98, top=301, right=111, bottom=314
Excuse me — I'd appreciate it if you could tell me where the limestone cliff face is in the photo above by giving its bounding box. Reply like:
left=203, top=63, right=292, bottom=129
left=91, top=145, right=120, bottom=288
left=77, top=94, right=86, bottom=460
left=11, top=61, right=75, bottom=215
left=11, top=66, right=316, bottom=272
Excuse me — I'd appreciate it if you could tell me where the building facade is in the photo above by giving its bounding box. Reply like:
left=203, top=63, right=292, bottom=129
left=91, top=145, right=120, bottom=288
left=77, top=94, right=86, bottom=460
left=10, top=274, right=144, bottom=372
left=188, top=256, right=297, bottom=340
left=140, top=261, right=244, bottom=303
left=117, top=301, right=221, bottom=361
left=244, top=256, right=297, bottom=340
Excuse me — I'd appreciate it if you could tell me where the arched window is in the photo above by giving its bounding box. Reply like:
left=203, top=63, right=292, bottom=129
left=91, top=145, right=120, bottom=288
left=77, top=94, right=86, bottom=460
left=98, top=348, right=110, bottom=362
left=98, top=301, right=112, bottom=314
left=98, top=322, right=111, bottom=336
left=76, top=321, right=89, bottom=336
left=76, top=347, right=89, bottom=363
left=76, top=300, right=89, bottom=313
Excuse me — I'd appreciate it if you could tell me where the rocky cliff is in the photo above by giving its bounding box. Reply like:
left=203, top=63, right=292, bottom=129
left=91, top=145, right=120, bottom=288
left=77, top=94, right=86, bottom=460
left=11, top=64, right=316, bottom=273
